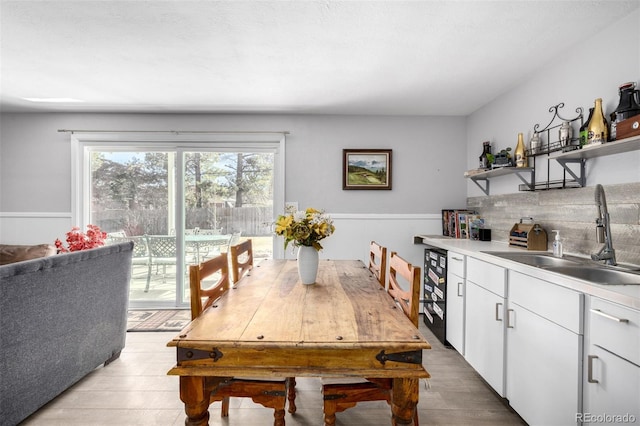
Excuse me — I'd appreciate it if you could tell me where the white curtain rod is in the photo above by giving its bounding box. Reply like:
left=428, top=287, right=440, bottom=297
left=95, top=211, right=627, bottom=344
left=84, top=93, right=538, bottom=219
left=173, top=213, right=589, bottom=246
left=57, top=129, right=290, bottom=135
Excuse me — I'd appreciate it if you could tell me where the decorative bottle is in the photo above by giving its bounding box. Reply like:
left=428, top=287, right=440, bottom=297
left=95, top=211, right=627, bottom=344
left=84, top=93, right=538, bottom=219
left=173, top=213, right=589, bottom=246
left=514, top=133, right=527, bottom=168
left=586, top=98, right=609, bottom=146
left=479, top=141, right=492, bottom=169
left=580, top=108, right=594, bottom=147
left=559, top=121, right=573, bottom=150
left=529, top=132, right=541, bottom=155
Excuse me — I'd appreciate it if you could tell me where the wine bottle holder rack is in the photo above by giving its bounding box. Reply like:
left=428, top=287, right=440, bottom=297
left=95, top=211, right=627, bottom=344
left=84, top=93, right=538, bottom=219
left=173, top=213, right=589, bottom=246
left=525, top=102, right=585, bottom=191
left=529, top=103, right=584, bottom=156
left=518, top=179, right=582, bottom=192
left=526, top=138, right=581, bottom=157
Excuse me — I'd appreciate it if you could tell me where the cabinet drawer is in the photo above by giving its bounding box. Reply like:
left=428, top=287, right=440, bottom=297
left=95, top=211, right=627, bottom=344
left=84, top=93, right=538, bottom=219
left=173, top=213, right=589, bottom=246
left=509, top=270, right=583, bottom=334
left=467, top=257, right=505, bottom=297
left=447, top=251, right=465, bottom=278
left=590, top=297, right=640, bottom=366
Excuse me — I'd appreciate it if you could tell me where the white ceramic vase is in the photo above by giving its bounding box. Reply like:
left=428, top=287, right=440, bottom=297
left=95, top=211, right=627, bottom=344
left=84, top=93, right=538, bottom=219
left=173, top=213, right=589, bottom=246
left=297, top=245, right=319, bottom=285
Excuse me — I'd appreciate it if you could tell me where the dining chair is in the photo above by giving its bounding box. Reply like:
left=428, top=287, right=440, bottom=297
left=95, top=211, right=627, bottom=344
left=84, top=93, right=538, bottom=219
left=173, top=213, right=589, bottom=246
left=229, top=239, right=254, bottom=285
left=189, top=252, right=296, bottom=424
left=322, top=251, right=423, bottom=426
left=368, top=240, right=387, bottom=287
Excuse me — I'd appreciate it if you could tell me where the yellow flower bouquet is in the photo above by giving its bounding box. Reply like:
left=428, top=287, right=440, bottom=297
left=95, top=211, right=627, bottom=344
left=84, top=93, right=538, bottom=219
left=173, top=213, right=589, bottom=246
left=275, top=207, right=335, bottom=251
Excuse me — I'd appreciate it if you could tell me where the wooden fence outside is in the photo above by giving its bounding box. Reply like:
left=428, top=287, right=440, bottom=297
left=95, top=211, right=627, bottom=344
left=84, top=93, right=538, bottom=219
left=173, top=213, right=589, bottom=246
left=94, top=206, right=274, bottom=236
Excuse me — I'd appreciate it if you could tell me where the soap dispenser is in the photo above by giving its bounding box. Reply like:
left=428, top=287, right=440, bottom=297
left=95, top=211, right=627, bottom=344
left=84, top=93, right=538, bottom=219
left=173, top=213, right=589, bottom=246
left=552, top=230, right=563, bottom=258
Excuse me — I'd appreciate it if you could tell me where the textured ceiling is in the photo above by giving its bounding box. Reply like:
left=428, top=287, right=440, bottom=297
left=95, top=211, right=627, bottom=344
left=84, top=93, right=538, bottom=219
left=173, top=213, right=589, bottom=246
left=1, top=0, right=638, bottom=115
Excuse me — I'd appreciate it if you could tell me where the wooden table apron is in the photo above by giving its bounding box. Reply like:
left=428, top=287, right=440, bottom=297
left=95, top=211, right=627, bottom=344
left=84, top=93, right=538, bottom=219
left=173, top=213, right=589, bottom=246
left=167, top=259, right=431, bottom=425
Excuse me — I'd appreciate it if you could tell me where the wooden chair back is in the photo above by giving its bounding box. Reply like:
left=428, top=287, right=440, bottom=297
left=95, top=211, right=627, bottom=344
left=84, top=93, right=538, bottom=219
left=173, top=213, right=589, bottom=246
left=230, top=239, right=254, bottom=285
left=189, top=252, right=230, bottom=320
left=388, top=251, right=421, bottom=327
left=368, top=241, right=387, bottom=287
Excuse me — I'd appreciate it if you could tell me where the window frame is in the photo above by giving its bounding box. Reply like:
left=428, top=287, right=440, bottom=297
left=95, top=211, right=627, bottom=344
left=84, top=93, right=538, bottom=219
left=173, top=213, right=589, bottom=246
left=70, top=132, right=286, bottom=262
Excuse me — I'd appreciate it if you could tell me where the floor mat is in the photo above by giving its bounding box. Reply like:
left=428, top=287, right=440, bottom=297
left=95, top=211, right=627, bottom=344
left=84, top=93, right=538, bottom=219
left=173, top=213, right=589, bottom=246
left=127, top=309, right=190, bottom=332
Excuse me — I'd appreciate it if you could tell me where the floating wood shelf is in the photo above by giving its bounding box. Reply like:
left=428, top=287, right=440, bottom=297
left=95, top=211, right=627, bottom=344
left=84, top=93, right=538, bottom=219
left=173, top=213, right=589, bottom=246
left=466, top=135, right=640, bottom=195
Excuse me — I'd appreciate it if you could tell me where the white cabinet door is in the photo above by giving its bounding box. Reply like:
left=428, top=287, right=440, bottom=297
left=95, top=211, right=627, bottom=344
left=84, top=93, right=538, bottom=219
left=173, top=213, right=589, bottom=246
left=583, top=344, right=640, bottom=425
left=465, top=281, right=505, bottom=396
left=584, top=297, right=640, bottom=424
left=446, top=272, right=464, bottom=354
left=507, top=301, right=582, bottom=426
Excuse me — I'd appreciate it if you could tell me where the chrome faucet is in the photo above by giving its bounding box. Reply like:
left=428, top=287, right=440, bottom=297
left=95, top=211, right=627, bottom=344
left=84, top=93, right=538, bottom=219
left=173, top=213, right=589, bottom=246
left=591, top=184, right=617, bottom=266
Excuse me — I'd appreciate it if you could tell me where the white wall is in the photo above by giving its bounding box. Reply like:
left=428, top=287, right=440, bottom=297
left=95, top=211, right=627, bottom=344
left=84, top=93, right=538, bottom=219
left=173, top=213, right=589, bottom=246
left=6, top=10, right=636, bottom=266
left=0, top=113, right=464, bottom=267
left=466, top=9, right=640, bottom=197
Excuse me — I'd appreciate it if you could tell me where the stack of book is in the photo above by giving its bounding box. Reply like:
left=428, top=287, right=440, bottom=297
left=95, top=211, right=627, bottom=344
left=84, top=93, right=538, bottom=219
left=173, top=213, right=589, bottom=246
left=442, top=209, right=485, bottom=240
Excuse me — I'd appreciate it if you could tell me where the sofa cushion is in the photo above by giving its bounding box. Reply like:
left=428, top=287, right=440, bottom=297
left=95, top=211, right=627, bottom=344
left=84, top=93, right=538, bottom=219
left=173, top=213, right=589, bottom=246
left=0, top=244, right=57, bottom=265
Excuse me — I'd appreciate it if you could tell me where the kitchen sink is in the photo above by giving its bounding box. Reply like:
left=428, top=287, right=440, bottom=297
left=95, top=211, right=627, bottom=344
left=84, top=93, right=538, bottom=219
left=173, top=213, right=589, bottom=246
left=483, top=251, right=640, bottom=285
left=482, top=251, right=583, bottom=268
left=544, top=266, right=640, bottom=285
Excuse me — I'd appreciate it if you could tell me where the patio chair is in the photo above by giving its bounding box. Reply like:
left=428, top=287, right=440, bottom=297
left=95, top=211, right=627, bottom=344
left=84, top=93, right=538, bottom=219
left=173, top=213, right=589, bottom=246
left=198, top=228, right=222, bottom=235
left=189, top=252, right=296, bottom=424
left=226, top=231, right=242, bottom=252
left=195, top=234, right=232, bottom=262
left=106, top=234, right=151, bottom=291
left=146, top=235, right=177, bottom=292
left=322, top=250, right=423, bottom=426
left=106, top=230, right=127, bottom=238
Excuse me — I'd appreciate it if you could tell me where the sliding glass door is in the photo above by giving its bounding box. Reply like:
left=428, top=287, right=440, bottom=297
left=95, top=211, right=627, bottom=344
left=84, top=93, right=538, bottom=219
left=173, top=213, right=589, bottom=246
left=75, top=133, right=284, bottom=309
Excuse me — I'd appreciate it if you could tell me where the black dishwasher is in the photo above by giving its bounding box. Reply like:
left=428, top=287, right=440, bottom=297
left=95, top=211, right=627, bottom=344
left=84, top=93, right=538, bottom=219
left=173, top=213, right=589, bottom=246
left=423, top=248, right=449, bottom=345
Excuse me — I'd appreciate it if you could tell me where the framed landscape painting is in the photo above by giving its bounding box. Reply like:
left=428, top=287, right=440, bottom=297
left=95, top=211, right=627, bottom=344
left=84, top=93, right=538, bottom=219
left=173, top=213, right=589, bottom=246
left=342, top=149, right=392, bottom=190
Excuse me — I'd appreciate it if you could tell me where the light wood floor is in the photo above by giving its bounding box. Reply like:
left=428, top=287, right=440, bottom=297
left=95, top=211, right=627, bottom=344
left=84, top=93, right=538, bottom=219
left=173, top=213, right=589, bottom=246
left=21, top=319, right=526, bottom=425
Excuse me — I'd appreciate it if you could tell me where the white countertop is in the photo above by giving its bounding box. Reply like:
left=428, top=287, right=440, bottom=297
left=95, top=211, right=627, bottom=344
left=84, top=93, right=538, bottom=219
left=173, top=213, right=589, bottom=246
left=415, top=235, right=640, bottom=311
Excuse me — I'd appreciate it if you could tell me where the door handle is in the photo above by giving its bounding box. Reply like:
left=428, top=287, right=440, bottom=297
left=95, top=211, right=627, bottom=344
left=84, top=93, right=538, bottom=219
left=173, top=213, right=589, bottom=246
left=495, top=302, right=503, bottom=321
left=457, top=282, right=463, bottom=297
left=587, top=355, right=599, bottom=383
left=590, top=308, right=629, bottom=323
left=506, top=308, right=515, bottom=328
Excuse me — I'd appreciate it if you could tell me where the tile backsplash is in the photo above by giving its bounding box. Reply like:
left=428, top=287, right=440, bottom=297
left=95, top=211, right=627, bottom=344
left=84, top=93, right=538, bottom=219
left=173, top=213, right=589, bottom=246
left=467, top=182, right=640, bottom=266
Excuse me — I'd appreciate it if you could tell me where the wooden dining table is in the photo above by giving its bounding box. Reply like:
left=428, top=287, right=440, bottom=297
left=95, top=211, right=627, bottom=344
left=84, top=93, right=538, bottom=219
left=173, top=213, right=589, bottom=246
left=167, top=259, right=431, bottom=425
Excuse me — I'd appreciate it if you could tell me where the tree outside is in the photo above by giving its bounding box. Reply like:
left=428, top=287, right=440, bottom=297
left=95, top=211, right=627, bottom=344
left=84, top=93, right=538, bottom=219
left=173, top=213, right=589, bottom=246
left=91, top=151, right=274, bottom=236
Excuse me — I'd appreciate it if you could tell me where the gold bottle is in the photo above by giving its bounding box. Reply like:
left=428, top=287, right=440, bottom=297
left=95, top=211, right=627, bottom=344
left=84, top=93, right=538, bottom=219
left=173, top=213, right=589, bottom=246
left=515, top=132, right=527, bottom=167
left=587, top=98, right=609, bottom=146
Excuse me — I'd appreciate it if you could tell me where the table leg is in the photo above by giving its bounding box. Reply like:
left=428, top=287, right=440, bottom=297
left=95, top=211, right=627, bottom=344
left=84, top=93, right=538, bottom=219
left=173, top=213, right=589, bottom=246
left=180, top=376, right=210, bottom=426
left=390, top=378, right=419, bottom=425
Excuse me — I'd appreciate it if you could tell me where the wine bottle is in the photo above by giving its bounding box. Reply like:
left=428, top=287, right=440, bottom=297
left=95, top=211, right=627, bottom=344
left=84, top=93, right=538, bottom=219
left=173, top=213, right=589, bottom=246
left=515, top=133, right=527, bottom=168
left=587, top=98, right=609, bottom=146
left=580, top=108, right=594, bottom=147
left=479, top=141, right=491, bottom=169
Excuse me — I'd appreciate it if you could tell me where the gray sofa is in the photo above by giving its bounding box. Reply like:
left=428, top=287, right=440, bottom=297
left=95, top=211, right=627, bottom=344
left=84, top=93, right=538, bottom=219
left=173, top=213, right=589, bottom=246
left=0, top=242, right=133, bottom=426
